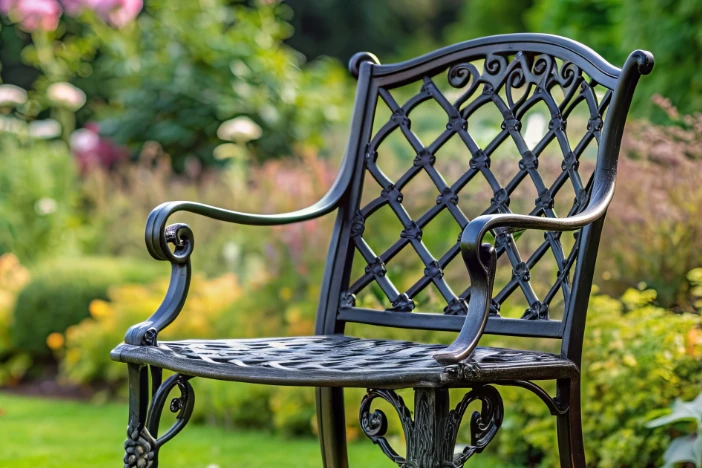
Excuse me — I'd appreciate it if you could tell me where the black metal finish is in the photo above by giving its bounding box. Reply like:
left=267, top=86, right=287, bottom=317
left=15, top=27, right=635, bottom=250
left=360, top=386, right=503, bottom=467
left=112, top=34, right=652, bottom=466
left=124, top=364, right=195, bottom=468
left=112, top=336, right=576, bottom=388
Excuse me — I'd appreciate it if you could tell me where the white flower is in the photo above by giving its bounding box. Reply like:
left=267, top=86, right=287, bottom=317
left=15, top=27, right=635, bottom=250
left=523, top=113, right=547, bottom=150
left=0, top=84, right=27, bottom=107
left=217, top=116, right=262, bottom=143
left=35, top=197, right=57, bottom=215
left=47, top=82, right=86, bottom=111
left=70, top=128, right=100, bottom=153
left=222, top=242, right=240, bottom=264
left=28, top=119, right=62, bottom=139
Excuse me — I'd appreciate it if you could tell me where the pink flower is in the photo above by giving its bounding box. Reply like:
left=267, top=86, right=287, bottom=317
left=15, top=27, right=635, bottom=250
left=1, top=0, right=62, bottom=31
left=70, top=122, right=128, bottom=174
left=105, top=0, right=141, bottom=28
left=59, top=0, right=87, bottom=15
left=60, top=0, right=141, bottom=27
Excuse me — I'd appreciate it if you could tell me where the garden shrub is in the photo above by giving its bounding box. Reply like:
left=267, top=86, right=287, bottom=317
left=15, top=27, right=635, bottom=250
left=493, top=288, right=702, bottom=467
left=0, top=135, right=80, bottom=264
left=12, top=257, right=163, bottom=356
left=59, top=273, right=242, bottom=386
left=88, top=0, right=350, bottom=169
left=0, top=253, right=31, bottom=385
left=599, top=97, right=702, bottom=307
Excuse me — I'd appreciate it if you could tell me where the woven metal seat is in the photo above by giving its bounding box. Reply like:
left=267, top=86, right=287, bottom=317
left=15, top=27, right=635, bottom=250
left=112, top=336, right=576, bottom=388
left=113, top=34, right=653, bottom=468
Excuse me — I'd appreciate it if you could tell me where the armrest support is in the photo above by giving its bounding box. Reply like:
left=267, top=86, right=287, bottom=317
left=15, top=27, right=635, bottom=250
left=433, top=183, right=614, bottom=364
left=125, top=155, right=353, bottom=346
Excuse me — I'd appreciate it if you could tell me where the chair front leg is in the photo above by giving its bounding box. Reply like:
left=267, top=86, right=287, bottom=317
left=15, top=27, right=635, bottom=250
left=359, top=386, right=503, bottom=467
left=124, top=364, right=196, bottom=468
left=125, top=364, right=156, bottom=468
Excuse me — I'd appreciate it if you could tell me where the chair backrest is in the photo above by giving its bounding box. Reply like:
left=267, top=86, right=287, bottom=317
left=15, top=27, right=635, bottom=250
left=315, top=34, right=650, bottom=357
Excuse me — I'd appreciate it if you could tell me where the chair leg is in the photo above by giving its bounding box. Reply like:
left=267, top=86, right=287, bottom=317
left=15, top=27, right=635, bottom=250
left=556, top=378, right=586, bottom=468
left=123, top=365, right=195, bottom=468
left=359, top=386, right=503, bottom=467
left=124, top=363, right=156, bottom=468
left=316, top=387, right=349, bottom=468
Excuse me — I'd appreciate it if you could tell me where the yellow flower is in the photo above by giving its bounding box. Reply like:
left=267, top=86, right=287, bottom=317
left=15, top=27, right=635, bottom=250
left=279, top=287, right=293, bottom=301
left=687, top=328, right=702, bottom=357
left=89, top=300, right=111, bottom=319
left=46, top=332, right=64, bottom=350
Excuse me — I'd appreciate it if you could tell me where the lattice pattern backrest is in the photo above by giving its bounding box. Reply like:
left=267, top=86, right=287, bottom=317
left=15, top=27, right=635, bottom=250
left=341, top=49, right=613, bottom=324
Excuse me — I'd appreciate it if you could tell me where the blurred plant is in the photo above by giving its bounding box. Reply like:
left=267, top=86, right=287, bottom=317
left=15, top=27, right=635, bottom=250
left=0, top=253, right=29, bottom=353
left=11, top=256, right=162, bottom=357
left=443, top=0, right=534, bottom=46
left=61, top=0, right=142, bottom=28
left=0, top=253, right=31, bottom=385
left=0, top=133, right=80, bottom=263
left=525, top=0, right=702, bottom=116
left=647, top=393, right=702, bottom=468
left=285, top=0, right=462, bottom=63
left=0, top=0, right=141, bottom=138
left=598, top=96, right=702, bottom=307
left=0, top=0, right=351, bottom=171
left=494, top=287, right=702, bottom=467
left=0, top=0, right=62, bottom=32
left=89, top=0, right=350, bottom=170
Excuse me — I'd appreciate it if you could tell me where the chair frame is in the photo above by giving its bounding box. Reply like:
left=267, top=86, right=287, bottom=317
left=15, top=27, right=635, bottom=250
left=115, top=34, right=653, bottom=468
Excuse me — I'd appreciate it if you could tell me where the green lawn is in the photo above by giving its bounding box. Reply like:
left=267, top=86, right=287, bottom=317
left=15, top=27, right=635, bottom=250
left=0, top=393, right=507, bottom=467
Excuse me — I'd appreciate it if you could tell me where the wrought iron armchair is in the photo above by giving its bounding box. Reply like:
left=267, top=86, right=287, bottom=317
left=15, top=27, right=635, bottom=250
left=112, top=34, right=652, bottom=467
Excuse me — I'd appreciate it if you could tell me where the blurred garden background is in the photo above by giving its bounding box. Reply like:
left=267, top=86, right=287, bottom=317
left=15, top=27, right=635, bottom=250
left=0, top=0, right=701, bottom=467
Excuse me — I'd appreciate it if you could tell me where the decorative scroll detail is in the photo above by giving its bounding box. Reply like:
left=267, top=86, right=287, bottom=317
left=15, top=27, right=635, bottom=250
left=124, top=372, right=195, bottom=468
left=449, top=386, right=504, bottom=465
left=359, top=386, right=504, bottom=468
left=503, top=380, right=569, bottom=416
left=359, top=389, right=412, bottom=464
left=346, top=48, right=612, bottom=324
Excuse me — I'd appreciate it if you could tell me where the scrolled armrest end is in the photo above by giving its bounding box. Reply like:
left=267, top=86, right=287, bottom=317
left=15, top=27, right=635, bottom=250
left=145, top=202, right=195, bottom=264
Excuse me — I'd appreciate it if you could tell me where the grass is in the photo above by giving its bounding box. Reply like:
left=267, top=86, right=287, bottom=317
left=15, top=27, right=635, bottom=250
left=0, top=392, right=508, bottom=467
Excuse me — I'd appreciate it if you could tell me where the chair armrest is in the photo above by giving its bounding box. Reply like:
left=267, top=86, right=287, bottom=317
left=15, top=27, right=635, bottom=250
left=433, top=184, right=613, bottom=364
left=125, top=155, right=353, bottom=346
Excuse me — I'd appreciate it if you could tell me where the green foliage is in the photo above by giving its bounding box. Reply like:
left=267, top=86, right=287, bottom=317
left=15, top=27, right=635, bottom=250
left=525, top=0, right=702, bottom=116
left=647, top=393, right=702, bottom=468
left=0, top=134, right=79, bottom=263
left=495, top=289, right=702, bottom=467
left=286, top=0, right=460, bottom=62
left=11, top=257, right=162, bottom=356
left=526, top=0, right=625, bottom=65
left=89, top=0, right=349, bottom=169
left=444, top=0, right=535, bottom=45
